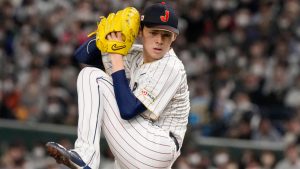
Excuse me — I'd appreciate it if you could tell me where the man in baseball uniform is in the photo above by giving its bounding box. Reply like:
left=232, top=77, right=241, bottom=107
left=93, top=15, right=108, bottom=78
left=46, top=2, right=190, bottom=169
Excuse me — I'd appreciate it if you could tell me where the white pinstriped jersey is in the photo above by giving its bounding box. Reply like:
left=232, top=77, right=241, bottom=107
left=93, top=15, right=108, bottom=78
left=102, top=44, right=190, bottom=146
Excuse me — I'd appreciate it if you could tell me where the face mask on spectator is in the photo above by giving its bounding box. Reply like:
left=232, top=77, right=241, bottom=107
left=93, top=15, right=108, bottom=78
left=214, top=152, right=229, bottom=166
left=33, top=146, right=46, bottom=158
left=187, top=152, right=202, bottom=166
left=235, top=11, right=250, bottom=27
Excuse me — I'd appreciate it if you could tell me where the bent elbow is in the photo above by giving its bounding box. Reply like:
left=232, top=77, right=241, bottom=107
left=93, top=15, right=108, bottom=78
left=74, top=47, right=87, bottom=63
left=120, top=115, right=131, bottom=120
left=120, top=110, right=135, bottom=120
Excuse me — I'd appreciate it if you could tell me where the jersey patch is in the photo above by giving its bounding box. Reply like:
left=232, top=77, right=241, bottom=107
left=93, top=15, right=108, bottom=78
left=141, top=88, right=156, bottom=103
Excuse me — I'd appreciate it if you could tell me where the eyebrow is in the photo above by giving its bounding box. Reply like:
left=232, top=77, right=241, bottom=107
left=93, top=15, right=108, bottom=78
left=150, top=29, right=173, bottom=35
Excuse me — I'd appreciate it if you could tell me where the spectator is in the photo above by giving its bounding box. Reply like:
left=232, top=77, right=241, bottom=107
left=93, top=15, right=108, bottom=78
left=260, top=150, right=276, bottom=169
left=275, top=143, right=300, bottom=169
left=252, top=117, right=282, bottom=142
left=0, top=141, right=26, bottom=169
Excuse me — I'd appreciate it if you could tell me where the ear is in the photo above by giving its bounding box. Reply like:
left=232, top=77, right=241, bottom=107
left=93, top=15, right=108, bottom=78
left=138, top=29, right=143, bottom=38
left=172, top=34, right=177, bottom=42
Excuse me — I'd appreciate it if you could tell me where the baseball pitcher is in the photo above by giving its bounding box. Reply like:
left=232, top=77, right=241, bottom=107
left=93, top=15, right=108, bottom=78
left=46, top=2, right=190, bottom=169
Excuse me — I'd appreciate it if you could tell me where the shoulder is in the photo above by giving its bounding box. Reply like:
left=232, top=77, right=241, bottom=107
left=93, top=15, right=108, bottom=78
left=274, top=159, right=289, bottom=168
left=125, top=44, right=143, bottom=61
left=128, top=44, right=143, bottom=54
left=160, top=49, right=185, bottom=71
left=145, top=49, right=186, bottom=80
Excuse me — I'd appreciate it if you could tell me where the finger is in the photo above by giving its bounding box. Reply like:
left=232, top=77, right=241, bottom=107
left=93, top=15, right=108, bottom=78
left=111, top=32, right=117, bottom=40
left=117, top=32, right=123, bottom=41
left=107, top=34, right=112, bottom=40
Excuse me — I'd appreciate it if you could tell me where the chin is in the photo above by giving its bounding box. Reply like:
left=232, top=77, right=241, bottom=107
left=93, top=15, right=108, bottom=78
left=153, top=50, right=166, bottom=57
left=153, top=54, right=164, bottom=60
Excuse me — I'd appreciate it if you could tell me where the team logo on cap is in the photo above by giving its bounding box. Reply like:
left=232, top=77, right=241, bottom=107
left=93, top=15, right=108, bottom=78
left=160, top=10, right=169, bottom=22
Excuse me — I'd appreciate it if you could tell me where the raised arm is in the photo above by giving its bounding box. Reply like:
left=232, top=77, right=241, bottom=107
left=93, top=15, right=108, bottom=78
left=74, top=35, right=105, bottom=70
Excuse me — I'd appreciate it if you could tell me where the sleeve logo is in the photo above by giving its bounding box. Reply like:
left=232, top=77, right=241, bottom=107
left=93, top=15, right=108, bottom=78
left=160, top=10, right=170, bottom=22
left=141, top=89, right=155, bottom=102
left=111, top=44, right=126, bottom=51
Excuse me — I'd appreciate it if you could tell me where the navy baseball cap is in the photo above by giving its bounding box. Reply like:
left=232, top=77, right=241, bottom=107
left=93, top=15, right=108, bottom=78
left=141, top=2, right=179, bottom=34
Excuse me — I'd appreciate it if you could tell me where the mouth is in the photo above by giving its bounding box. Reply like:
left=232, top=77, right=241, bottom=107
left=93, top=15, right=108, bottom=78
left=153, top=48, right=162, bottom=52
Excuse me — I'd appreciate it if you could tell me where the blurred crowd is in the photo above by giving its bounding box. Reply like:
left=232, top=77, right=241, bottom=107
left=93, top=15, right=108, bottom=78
left=1, top=0, right=300, bottom=168
left=1, top=137, right=300, bottom=169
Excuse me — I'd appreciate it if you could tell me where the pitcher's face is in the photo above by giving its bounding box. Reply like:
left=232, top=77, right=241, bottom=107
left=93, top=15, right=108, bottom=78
left=141, top=26, right=176, bottom=63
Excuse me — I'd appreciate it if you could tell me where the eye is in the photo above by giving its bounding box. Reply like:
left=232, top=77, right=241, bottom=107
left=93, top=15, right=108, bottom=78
left=162, top=32, right=173, bottom=38
left=162, top=33, right=172, bottom=38
left=150, top=31, right=158, bottom=36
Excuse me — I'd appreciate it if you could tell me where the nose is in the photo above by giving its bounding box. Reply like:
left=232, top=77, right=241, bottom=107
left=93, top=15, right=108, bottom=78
left=155, top=34, right=163, bottom=44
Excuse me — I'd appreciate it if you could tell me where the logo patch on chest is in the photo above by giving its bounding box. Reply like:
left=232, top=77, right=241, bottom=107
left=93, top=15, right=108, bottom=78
left=141, top=88, right=155, bottom=103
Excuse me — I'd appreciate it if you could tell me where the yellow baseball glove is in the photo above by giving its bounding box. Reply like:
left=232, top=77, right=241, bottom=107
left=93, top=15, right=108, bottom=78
left=92, top=7, right=140, bottom=56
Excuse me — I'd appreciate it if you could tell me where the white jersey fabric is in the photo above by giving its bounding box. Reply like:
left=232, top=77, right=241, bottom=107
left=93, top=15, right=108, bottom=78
left=74, top=43, right=190, bottom=169
left=102, top=44, right=190, bottom=145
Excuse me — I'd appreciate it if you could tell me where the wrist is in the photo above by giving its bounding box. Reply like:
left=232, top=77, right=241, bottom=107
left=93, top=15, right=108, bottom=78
left=110, top=53, right=124, bottom=72
left=110, top=53, right=123, bottom=58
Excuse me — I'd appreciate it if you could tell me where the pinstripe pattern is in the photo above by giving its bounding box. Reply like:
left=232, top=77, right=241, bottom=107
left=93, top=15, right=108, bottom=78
left=73, top=44, right=189, bottom=168
left=74, top=68, right=103, bottom=169
left=101, top=79, right=175, bottom=168
left=122, top=45, right=190, bottom=147
left=74, top=67, right=177, bottom=168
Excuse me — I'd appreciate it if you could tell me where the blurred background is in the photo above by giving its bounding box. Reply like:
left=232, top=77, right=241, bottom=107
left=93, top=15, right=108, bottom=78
left=1, top=0, right=300, bottom=168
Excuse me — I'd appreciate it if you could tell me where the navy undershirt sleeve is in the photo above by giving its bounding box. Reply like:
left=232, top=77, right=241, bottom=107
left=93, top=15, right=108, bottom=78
left=74, top=36, right=105, bottom=70
left=111, top=69, right=147, bottom=120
